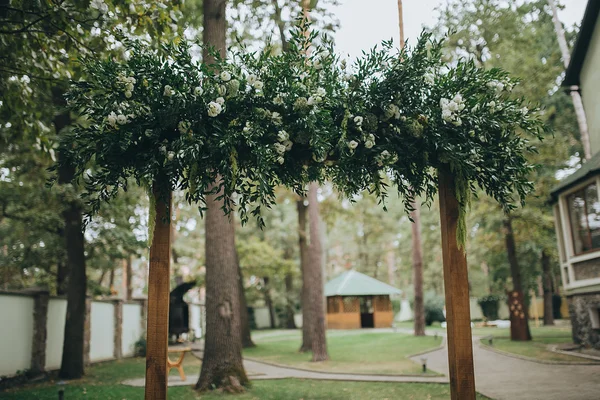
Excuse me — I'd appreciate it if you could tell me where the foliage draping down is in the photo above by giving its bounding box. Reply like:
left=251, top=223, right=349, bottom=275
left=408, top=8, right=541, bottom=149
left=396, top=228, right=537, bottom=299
left=59, top=21, right=545, bottom=244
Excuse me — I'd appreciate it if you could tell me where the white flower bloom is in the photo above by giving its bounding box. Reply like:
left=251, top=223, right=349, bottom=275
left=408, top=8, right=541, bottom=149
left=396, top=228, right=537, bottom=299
left=354, top=116, right=363, bottom=127
left=340, top=59, right=347, bottom=70
left=178, top=120, right=191, bottom=134
left=207, top=101, right=222, bottom=117
left=488, top=101, right=496, bottom=109
left=495, top=82, right=505, bottom=92
left=218, top=85, right=227, bottom=96
left=283, top=140, right=293, bottom=151
left=487, top=81, right=498, bottom=89
left=294, top=97, right=308, bottom=111
left=163, top=85, right=173, bottom=97
left=277, top=156, right=285, bottom=165
left=424, top=73, right=435, bottom=85
left=167, top=151, right=175, bottom=161
left=307, top=96, right=315, bottom=106
left=453, top=93, right=463, bottom=104
left=107, top=112, right=117, bottom=127
left=447, top=101, right=459, bottom=112
left=159, top=146, right=167, bottom=154
left=253, top=80, right=264, bottom=90
left=385, top=104, right=401, bottom=120
left=277, top=130, right=289, bottom=142
left=273, top=95, right=284, bottom=106
left=380, top=150, right=390, bottom=158
left=125, top=83, right=134, bottom=92
left=220, top=71, right=231, bottom=82
left=116, top=114, right=127, bottom=125
left=124, top=90, right=132, bottom=98
left=365, top=140, right=374, bottom=149
left=347, top=140, right=359, bottom=150
left=272, top=112, right=282, bottom=125
left=442, top=109, right=453, bottom=122
left=247, top=74, right=258, bottom=85
left=274, top=143, right=286, bottom=155
left=316, top=87, right=326, bottom=97
left=194, top=86, right=203, bottom=96
left=313, top=59, right=323, bottom=70
left=90, top=0, right=108, bottom=14
left=216, top=97, right=225, bottom=105
left=521, top=107, right=528, bottom=116
left=452, top=117, right=462, bottom=127
left=440, top=98, right=450, bottom=108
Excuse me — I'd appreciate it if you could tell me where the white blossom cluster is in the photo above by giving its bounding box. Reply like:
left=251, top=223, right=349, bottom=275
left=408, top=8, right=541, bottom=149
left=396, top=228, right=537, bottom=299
left=440, top=93, right=466, bottom=126
left=178, top=120, right=192, bottom=135
left=117, top=74, right=136, bottom=98
left=375, top=150, right=398, bottom=167
left=384, top=104, right=401, bottom=120
left=274, top=130, right=293, bottom=164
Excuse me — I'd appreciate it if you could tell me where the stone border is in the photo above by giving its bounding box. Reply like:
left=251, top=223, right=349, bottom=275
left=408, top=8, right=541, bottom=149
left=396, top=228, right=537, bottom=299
left=548, top=345, right=600, bottom=362
left=477, top=338, right=600, bottom=365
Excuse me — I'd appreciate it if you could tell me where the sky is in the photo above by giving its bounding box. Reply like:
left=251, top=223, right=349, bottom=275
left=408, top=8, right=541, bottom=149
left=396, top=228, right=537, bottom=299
left=329, top=0, right=590, bottom=59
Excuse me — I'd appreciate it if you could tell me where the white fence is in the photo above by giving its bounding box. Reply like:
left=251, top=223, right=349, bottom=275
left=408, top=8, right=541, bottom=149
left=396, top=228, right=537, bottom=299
left=0, top=292, right=205, bottom=378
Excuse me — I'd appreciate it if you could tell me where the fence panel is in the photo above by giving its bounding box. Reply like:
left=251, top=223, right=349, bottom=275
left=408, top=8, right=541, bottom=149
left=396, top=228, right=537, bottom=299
left=0, top=295, right=34, bottom=376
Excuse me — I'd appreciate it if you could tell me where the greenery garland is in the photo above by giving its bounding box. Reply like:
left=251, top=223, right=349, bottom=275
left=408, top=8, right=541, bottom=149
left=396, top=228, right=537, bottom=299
left=60, top=20, right=545, bottom=240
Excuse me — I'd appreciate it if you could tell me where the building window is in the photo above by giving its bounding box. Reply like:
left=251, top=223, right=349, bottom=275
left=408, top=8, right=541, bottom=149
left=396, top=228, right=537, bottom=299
left=567, top=182, right=600, bottom=254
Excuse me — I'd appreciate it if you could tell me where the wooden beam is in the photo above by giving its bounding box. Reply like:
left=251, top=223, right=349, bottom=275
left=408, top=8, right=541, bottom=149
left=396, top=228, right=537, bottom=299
left=438, top=166, right=476, bottom=400
left=145, top=185, right=172, bottom=400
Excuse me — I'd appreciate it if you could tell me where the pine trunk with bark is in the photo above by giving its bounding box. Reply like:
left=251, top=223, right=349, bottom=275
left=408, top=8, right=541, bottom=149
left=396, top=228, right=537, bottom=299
left=125, top=256, right=133, bottom=300
left=411, top=202, right=425, bottom=336
left=237, top=256, right=255, bottom=348
left=284, top=272, right=297, bottom=329
left=306, top=183, right=328, bottom=362
left=541, top=250, right=555, bottom=326
left=196, top=0, right=248, bottom=392
left=297, top=197, right=312, bottom=352
left=56, top=261, right=68, bottom=296
left=263, top=276, right=276, bottom=329
left=54, top=87, right=88, bottom=380
left=503, top=215, right=532, bottom=341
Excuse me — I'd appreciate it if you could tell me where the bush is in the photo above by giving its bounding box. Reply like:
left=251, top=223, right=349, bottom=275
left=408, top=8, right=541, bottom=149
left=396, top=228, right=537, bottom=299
left=134, top=336, right=146, bottom=357
left=552, top=294, right=563, bottom=319
left=424, top=291, right=446, bottom=326
left=478, top=295, right=502, bottom=321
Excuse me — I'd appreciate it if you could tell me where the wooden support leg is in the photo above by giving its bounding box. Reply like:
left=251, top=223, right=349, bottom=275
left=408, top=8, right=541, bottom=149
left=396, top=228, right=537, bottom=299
left=145, top=186, right=172, bottom=400
left=438, top=167, right=476, bottom=400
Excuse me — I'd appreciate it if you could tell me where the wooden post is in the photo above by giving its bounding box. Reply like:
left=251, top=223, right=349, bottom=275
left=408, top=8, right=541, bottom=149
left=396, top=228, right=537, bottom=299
left=438, top=166, right=476, bottom=400
left=144, top=184, right=172, bottom=400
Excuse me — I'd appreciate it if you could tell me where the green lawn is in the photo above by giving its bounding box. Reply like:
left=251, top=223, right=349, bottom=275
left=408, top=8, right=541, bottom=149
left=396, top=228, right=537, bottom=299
left=244, top=330, right=442, bottom=375
left=480, top=336, right=594, bottom=363
left=1, top=357, right=489, bottom=400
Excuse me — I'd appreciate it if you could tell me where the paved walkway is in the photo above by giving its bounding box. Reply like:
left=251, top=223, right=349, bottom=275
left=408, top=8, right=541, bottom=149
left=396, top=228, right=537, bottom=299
left=413, top=340, right=600, bottom=400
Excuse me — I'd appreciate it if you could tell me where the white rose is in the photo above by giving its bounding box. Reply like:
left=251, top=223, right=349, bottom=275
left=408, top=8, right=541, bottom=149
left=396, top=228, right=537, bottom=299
left=453, top=93, right=463, bottom=104
left=125, top=82, right=134, bottom=92
left=277, top=130, right=289, bottom=142
left=365, top=140, right=374, bottom=149
left=167, top=151, right=175, bottom=161
left=207, top=101, right=222, bottom=117
left=277, top=156, right=285, bottom=165
left=447, top=101, right=459, bottom=112
left=116, top=114, right=127, bottom=125
left=442, top=109, right=453, bottom=122
left=253, top=80, right=264, bottom=90
left=272, top=112, right=282, bottom=125
left=178, top=120, right=191, bottom=134
left=424, top=73, right=435, bottom=85
left=283, top=140, right=293, bottom=151
left=194, top=86, right=203, bottom=96
left=353, top=116, right=363, bottom=127
left=440, top=98, right=450, bottom=108
left=124, top=90, right=132, bottom=98
left=347, top=140, right=359, bottom=150
left=218, top=85, right=227, bottom=96
left=274, top=143, right=286, bottom=155
left=313, top=59, right=322, bottom=70
left=273, top=95, right=284, bottom=106
left=247, top=74, right=257, bottom=85
left=220, top=71, right=231, bottom=82
left=495, top=82, right=504, bottom=93
left=163, top=85, right=173, bottom=97
left=216, top=97, right=225, bottom=105
left=307, top=96, right=315, bottom=106
left=316, top=87, right=326, bottom=97
left=107, top=111, right=117, bottom=127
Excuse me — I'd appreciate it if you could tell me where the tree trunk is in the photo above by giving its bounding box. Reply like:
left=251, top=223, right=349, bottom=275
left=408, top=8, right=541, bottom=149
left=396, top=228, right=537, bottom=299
left=503, top=215, right=532, bottom=341
left=56, top=261, right=68, bottom=296
left=548, top=0, right=590, bottom=160
left=263, top=276, right=276, bottom=329
left=196, top=0, right=248, bottom=392
left=126, top=256, right=133, bottom=300
left=108, top=266, right=115, bottom=293
left=54, top=87, right=88, bottom=380
left=541, top=250, right=555, bottom=326
left=411, top=202, right=425, bottom=336
left=144, top=184, right=171, bottom=400
left=297, top=197, right=312, bottom=352
left=98, top=269, right=107, bottom=288
left=306, top=183, right=329, bottom=362
left=284, top=272, right=297, bottom=329
left=237, top=257, right=255, bottom=348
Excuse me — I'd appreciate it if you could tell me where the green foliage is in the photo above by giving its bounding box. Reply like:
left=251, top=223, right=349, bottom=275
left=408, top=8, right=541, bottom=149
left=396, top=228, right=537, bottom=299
left=424, top=291, right=446, bottom=326
left=134, top=336, right=147, bottom=357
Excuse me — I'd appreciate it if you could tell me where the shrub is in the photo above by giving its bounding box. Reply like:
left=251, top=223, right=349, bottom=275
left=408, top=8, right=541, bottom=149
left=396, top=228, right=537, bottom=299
left=478, top=295, right=502, bottom=321
left=134, top=336, right=147, bottom=357
left=424, top=291, right=446, bottom=326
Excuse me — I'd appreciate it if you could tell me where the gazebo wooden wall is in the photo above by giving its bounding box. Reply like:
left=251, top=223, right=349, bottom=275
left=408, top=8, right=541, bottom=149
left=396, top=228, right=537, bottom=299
left=326, top=295, right=394, bottom=329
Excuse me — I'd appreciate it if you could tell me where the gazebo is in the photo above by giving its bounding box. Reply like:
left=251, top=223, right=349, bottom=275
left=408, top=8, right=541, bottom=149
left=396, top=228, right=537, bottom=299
left=324, top=270, right=402, bottom=329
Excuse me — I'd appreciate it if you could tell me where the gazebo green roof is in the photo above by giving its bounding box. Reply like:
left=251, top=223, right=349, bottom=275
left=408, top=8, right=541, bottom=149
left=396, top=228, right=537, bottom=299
left=550, top=151, right=600, bottom=202
left=324, top=270, right=402, bottom=297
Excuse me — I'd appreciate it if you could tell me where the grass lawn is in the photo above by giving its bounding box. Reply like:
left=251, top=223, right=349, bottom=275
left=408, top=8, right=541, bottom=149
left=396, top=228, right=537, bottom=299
left=480, top=336, right=594, bottom=363
left=1, top=357, right=489, bottom=400
left=244, top=330, right=442, bottom=375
